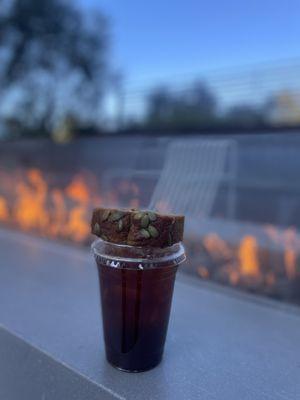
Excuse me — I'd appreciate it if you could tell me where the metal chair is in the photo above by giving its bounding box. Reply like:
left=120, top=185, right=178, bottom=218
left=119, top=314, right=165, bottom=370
left=149, top=138, right=238, bottom=219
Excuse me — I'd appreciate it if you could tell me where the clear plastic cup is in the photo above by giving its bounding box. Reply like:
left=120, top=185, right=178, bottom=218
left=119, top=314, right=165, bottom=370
left=92, top=238, right=186, bottom=372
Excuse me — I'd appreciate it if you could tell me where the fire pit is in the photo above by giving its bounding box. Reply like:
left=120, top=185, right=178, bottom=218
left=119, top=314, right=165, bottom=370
left=1, top=134, right=300, bottom=305
left=184, top=218, right=300, bottom=304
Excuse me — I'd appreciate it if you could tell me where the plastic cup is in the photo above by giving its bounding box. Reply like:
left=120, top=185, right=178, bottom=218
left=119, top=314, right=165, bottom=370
left=92, top=238, right=186, bottom=372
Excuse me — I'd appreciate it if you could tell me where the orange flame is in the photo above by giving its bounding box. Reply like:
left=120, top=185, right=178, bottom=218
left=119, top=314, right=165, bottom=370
left=238, top=235, right=259, bottom=277
left=227, top=267, right=240, bottom=285
left=0, top=168, right=101, bottom=243
left=0, top=196, right=9, bottom=221
left=197, top=266, right=209, bottom=279
left=265, top=224, right=298, bottom=280
left=65, top=175, right=90, bottom=204
left=64, top=175, right=90, bottom=242
left=203, top=233, right=233, bottom=260
left=14, top=169, right=49, bottom=231
left=49, top=189, right=67, bottom=237
left=0, top=168, right=144, bottom=243
left=283, top=228, right=297, bottom=279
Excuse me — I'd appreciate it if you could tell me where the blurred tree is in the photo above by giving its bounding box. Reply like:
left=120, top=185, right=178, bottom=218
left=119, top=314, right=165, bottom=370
left=224, top=104, right=266, bottom=128
left=147, top=87, right=174, bottom=124
left=0, top=0, right=109, bottom=137
left=264, top=91, right=300, bottom=126
left=144, top=81, right=218, bottom=130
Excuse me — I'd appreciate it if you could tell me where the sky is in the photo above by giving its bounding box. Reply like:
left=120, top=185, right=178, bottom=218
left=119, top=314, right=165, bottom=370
left=77, top=0, right=300, bottom=120
left=78, top=0, right=300, bottom=87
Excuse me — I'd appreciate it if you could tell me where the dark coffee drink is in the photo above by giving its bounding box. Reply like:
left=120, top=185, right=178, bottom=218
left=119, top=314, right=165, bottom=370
left=92, top=239, right=185, bottom=372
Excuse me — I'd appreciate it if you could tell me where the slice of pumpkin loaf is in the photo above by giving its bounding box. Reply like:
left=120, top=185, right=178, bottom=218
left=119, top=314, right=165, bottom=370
left=91, top=208, right=184, bottom=248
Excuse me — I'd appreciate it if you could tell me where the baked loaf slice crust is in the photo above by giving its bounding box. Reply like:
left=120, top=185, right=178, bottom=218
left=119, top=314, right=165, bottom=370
left=91, top=208, right=184, bottom=248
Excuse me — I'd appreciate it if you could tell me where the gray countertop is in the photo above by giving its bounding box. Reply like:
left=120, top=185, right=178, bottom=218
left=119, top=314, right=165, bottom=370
left=0, top=228, right=300, bottom=400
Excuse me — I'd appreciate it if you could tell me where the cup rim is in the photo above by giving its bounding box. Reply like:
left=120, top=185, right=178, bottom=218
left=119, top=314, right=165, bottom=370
left=91, top=238, right=186, bottom=268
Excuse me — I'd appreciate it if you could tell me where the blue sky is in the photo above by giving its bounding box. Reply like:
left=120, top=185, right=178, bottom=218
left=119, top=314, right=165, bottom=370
left=76, top=0, right=300, bottom=121
left=78, top=0, right=300, bottom=89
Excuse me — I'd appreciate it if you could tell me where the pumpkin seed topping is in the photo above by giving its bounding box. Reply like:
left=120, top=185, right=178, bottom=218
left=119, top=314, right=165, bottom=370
left=141, top=214, right=150, bottom=228
left=117, top=219, right=123, bottom=232
left=140, top=229, right=150, bottom=239
left=148, top=225, right=159, bottom=238
left=109, top=211, right=123, bottom=221
left=134, top=212, right=143, bottom=220
left=148, top=212, right=157, bottom=221
left=94, top=222, right=101, bottom=235
left=101, top=210, right=110, bottom=222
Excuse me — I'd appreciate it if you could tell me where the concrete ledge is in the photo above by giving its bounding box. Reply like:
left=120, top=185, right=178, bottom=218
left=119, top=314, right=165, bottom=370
left=0, top=326, right=117, bottom=400
left=0, top=229, right=300, bottom=400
